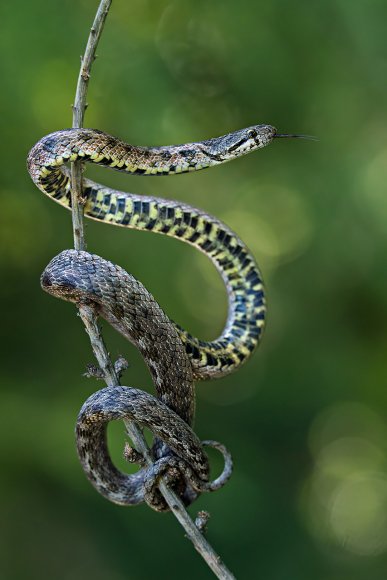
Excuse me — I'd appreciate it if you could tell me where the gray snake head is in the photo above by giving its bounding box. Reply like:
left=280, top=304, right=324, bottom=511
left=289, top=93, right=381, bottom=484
left=202, top=124, right=276, bottom=161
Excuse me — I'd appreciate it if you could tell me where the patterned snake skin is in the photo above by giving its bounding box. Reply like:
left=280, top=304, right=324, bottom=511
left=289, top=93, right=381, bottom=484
left=28, top=124, right=295, bottom=509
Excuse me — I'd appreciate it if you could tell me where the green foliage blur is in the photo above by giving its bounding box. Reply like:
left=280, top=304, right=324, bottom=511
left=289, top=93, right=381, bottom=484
left=1, top=0, right=387, bottom=578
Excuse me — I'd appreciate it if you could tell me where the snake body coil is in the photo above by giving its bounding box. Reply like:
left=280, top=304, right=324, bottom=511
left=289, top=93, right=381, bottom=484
left=29, top=124, right=278, bottom=508
left=28, top=125, right=274, bottom=378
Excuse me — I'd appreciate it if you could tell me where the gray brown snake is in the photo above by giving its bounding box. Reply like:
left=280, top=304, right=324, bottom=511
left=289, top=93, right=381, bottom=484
left=28, top=124, right=302, bottom=510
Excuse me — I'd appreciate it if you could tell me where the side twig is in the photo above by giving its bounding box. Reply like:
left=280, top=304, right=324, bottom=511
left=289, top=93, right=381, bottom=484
left=69, top=2, right=235, bottom=579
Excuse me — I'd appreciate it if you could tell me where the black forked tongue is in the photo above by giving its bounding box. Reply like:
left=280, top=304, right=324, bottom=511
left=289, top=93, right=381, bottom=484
left=274, top=133, right=318, bottom=141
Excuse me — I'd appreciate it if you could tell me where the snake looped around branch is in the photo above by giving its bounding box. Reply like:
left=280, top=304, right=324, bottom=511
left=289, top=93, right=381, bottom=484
left=28, top=123, right=297, bottom=510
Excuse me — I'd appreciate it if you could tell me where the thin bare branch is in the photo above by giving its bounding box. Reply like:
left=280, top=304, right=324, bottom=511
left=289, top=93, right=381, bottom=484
left=68, top=2, right=236, bottom=578
left=71, top=0, right=112, bottom=250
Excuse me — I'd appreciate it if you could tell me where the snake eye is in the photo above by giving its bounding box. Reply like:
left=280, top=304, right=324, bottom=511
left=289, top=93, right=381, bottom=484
left=248, top=129, right=257, bottom=139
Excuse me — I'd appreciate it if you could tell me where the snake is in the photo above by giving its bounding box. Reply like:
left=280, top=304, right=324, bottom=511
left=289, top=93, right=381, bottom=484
left=28, top=124, right=300, bottom=509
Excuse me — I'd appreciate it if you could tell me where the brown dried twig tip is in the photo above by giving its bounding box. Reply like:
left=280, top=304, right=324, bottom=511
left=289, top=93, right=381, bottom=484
left=68, top=1, right=236, bottom=579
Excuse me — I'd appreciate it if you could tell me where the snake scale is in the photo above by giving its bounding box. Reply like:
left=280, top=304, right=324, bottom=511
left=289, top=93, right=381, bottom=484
left=27, top=123, right=297, bottom=510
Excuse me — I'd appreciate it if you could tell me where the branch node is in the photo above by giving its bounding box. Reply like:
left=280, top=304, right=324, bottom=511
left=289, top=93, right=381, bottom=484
left=195, top=511, right=210, bottom=534
left=83, top=363, right=105, bottom=380
left=114, top=355, right=129, bottom=378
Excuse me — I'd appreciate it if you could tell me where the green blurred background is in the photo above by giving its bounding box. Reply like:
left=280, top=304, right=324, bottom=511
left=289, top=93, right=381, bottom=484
left=1, top=0, right=387, bottom=578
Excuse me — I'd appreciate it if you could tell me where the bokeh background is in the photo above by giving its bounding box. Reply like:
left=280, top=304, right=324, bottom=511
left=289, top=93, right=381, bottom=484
left=1, top=0, right=387, bottom=578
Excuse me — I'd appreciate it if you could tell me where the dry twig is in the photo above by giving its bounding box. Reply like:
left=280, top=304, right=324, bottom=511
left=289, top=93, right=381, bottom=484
left=68, top=1, right=236, bottom=578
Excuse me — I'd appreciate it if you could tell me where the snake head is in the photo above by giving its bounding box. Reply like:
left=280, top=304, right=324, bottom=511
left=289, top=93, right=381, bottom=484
left=203, top=124, right=276, bottom=161
left=41, top=250, right=103, bottom=304
left=244, top=124, right=277, bottom=148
